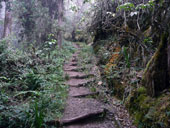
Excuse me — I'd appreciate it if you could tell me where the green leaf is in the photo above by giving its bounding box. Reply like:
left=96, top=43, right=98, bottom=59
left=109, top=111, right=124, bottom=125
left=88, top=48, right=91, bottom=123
left=14, top=91, right=41, bottom=98
left=117, top=2, right=135, bottom=11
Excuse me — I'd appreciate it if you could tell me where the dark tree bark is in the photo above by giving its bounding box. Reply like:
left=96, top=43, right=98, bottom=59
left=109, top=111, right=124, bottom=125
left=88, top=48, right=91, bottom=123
left=57, top=0, right=64, bottom=48
left=2, top=1, right=12, bottom=38
left=71, top=27, right=76, bottom=41
left=168, top=36, right=170, bottom=85
left=41, top=0, right=58, bottom=19
left=142, top=33, right=169, bottom=97
left=142, top=0, right=170, bottom=97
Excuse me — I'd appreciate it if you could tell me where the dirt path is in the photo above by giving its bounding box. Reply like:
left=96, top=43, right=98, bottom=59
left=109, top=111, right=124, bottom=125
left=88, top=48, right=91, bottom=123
left=60, top=44, right=119, bottom=128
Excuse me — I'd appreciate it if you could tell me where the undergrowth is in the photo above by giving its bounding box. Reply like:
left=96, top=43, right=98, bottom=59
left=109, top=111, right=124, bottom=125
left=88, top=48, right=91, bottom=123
left=0, top=39, right=76, bottom=128
left=93, top=35, right=170, bottom=128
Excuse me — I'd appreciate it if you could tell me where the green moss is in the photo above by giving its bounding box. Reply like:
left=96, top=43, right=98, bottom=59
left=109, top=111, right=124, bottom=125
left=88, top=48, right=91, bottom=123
left=142, top=32, right=169, bottom=97
left=134, top=112, right=144, bottom=124
left=125, top=86, right=170, bottom=128
left=138, top=86, right=147, bottom=94
left=107, top=80, right=125, bottom=100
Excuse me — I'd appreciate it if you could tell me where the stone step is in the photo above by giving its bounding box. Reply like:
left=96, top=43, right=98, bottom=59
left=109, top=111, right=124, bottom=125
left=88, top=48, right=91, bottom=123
left=46, top=108, right=115, bottom=128
left=67, top=56, right=77, bottom=63
left=60, top=98, right=106, bottom=125
left=63, top=117, right=116, bottom=128
left=65, top=71, right=94, bottom=79
left=66, top=79, right=94, bottom=87
left=72, top=92, right=99, bottom=98
left=70, top=57, right=77, bottom=62
left=60, top=108, right=106, bottom=125
left=67, top=62, right=78, bottom=66
left=64, top=66, right=83, bottom=72
left=64, top=62, right=78, bottom=67
left=69, top=87, right=98, bottom=97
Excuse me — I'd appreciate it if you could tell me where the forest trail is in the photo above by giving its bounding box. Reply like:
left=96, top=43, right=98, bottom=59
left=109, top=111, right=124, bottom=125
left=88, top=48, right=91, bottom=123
left=60, top=44, right=118, bottom=128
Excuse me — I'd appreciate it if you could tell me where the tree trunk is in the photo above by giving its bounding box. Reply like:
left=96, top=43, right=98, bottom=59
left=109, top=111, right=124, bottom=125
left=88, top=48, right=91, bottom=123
left=168, top=37, right=170, bottom=85
left=57, top=0, right=63, bottom=48
left=142, top=33, right=169, bottom=97
left=71, top=27, right=76, bottom=41
left=2, top=2, right=12, bottom=38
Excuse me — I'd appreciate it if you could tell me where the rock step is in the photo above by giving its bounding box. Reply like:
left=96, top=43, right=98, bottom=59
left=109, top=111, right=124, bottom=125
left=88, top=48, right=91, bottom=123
left=46, top=109, right=115, bottom=128
left=64, top=66, right=84, bottom=72
left=72, top=92, right=99, bottom=98
left=66, top=62, right=78, bottom=66
left=63, top=117, right=116, bottom=128
left=61, top=98, right=105, bottom=119
left=70, top=57, right=77, bottom=62
left=60, top=98, right=117, bottom=127
left=67, top=56, right=77, bottom=63
left=60, top=108, right=106, bottom=125
left=65, top=71, right=94, bottom=79
left=66, top=79, right=94, bottom=87
left=69, top=87, right=98, bottom=97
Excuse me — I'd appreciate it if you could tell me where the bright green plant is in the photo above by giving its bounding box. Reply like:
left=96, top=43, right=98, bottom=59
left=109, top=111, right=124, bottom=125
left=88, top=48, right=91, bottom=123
left=143, top=37, right=153, bottom=44
left=136, top=0, right=155, bottom=10
left=33, top=102, right=44, bottom=128
left=24, top=72, right=43, bottom=91
left=117, top=2, right=135, bottom=11
left=122, top=46, right=130, bottom=68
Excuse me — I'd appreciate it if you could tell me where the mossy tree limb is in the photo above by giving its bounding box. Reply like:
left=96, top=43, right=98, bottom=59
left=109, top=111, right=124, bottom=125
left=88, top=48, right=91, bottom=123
left=142, top=33, right=169, bottom=97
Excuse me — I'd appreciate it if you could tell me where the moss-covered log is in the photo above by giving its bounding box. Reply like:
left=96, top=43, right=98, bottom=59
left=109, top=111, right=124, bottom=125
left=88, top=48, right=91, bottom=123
left=142, top=33, right=169, bottom=97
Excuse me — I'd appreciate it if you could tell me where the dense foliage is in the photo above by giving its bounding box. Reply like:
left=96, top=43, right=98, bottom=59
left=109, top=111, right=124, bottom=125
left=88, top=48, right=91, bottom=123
left=0, top=38, right=76, bottom=127
left=90, top=0, right=170, bottom=127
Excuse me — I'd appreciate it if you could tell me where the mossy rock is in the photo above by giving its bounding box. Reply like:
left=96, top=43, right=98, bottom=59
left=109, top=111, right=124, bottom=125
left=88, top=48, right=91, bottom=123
left=125, top=86, right=170, bottom=128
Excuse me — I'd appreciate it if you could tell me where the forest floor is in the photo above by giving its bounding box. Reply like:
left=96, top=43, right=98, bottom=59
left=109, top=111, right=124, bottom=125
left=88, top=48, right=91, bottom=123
left=59, top=43, right=136, bottom=128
